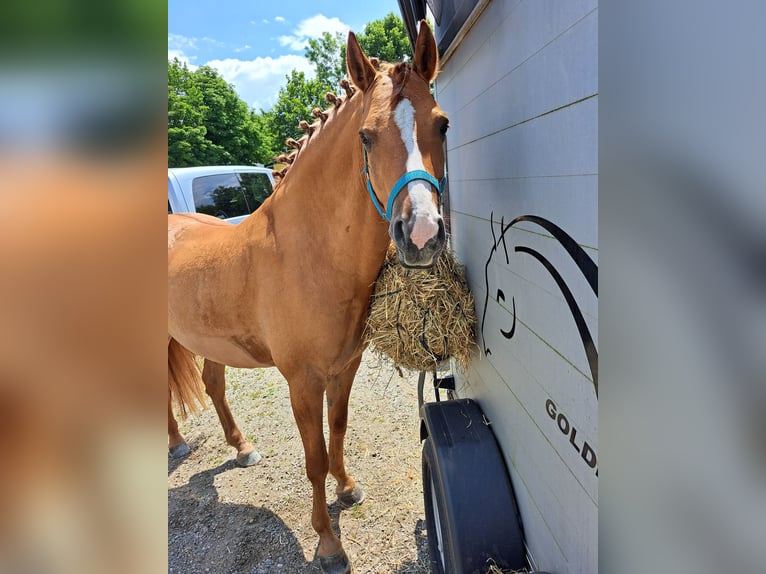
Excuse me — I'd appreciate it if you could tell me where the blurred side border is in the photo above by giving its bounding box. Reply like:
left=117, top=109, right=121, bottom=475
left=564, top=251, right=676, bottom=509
left=601, top=1, right=766, bottom=573
left=0, top=2, right=167, bottom=574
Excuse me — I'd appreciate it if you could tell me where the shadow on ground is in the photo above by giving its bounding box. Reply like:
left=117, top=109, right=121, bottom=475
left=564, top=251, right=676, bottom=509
left=169, top=458, right=432, bottom=573
left=393, top=518, right=432, bottom=573
left=169, top=460, right=321, bottom=573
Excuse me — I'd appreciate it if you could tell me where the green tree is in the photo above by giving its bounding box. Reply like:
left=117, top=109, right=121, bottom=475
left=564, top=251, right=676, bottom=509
left=167, top=59, right=274, bottom=167
left=249, top=112, right=276, bottom=162
left=267, top=70, right=329, bottom=153
left=168, top=59, right=217, bottom=166
left=341, top=13, right=412, bottom=71
left=305, top=32, right=344, bottom=92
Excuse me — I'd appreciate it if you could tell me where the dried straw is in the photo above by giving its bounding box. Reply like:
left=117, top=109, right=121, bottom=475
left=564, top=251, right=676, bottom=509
left=364, top=244, right=477, bottom=371
left=486, top=563, right=529, bottom=574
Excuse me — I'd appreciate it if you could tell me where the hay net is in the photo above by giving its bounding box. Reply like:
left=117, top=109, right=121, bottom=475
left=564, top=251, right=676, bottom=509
left=364, top=244, right=477, bottom=372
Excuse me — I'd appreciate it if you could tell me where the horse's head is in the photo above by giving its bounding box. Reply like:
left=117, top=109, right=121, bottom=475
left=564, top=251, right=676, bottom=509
left=347, top=21, right=448, bottom=268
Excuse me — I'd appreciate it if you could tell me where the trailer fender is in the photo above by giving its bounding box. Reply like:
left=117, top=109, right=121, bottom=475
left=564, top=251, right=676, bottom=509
left=420, top=398, right=527, bottom=573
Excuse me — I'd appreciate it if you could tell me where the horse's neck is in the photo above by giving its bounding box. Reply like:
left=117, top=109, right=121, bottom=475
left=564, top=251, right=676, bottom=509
left=243, top=98, right=390, bottom=287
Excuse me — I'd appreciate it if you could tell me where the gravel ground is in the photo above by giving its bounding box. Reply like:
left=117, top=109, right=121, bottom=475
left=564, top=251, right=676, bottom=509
left=168, top=353, right=431, bottom=573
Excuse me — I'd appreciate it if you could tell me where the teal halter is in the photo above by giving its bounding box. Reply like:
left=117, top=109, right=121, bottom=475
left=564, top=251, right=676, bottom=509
left=362, top=147, right=445, bottom=221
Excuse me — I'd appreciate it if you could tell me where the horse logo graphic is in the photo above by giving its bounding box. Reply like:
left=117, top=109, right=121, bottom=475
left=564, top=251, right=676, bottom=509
left=480, top=213, right=599, bottom=396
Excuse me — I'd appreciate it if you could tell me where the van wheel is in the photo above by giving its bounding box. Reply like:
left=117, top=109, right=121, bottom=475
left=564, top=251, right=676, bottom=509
left=420, top=399, right=527, bottom=574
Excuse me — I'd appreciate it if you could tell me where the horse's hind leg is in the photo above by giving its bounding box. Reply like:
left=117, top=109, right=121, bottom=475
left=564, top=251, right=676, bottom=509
left=202, top=359, right=261, bottom=467
left=327, top=354, right=365, bottom=508
left=168, top=390, right=190, bottom=458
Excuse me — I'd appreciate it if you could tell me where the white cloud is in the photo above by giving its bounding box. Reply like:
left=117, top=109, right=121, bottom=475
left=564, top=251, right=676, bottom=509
left=278, top=35, right=309, bottom=52
left=168, top=33, right=226, bottom=67
left=205, top=54, right=315, bottom=111
left=274, top=16, right=285, bottom=23
left=168, top=33, right=223, bottom=56
left=199, top=36, right=225, bottom=48
left=168, top=33, right=197, bottom=52
left=297, top=14, right=348, bottom=37
left=278, top=14, right=349, bottom=52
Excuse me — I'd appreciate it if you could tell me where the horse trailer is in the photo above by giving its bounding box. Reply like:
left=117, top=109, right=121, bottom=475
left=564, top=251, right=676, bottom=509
left=398, top=1, right=598, bottom=573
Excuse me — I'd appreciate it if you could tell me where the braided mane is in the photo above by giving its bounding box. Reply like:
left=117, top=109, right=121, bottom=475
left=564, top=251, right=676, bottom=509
left=271, top=59, right=412, bottom=188
left=271, top=79, right=356, bottom=187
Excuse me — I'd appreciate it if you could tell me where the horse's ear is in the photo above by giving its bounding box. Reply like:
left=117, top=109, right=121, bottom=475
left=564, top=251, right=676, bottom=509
left=413, top=20, right=438, bottom=82
left=346, top=31, right=377, bottom=92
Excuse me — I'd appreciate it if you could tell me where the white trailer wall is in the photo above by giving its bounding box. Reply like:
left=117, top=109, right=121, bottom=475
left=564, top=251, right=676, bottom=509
left=435, top=2, right=598, bottom=572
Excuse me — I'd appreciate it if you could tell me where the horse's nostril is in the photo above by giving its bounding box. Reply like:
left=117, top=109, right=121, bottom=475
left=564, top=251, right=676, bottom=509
left=392, top=218, right=406, bottom=243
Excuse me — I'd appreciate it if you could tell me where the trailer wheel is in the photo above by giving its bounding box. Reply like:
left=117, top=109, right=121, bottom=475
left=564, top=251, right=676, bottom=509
left=423, top=438, right=453, bottom=572
left=420, top=399, right=527, bottom=574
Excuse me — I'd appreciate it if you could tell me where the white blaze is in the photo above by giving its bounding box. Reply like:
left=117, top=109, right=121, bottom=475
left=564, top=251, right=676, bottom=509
left=393, top=99, right=440, bottom=249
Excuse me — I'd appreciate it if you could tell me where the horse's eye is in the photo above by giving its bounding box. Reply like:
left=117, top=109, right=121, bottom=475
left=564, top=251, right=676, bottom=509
left=359, top=131, right=371, bottom=148
left=439, top=120, right=450, bottom=137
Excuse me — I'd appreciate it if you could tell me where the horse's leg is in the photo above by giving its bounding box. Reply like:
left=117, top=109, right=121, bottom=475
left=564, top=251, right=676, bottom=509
left=201, top=359, right=261, bottom=467
left=288, top=373, right=350, bottom=574
left=327, top=355, right=365, bottom=508
left=168, top=389, right=190, bottom=458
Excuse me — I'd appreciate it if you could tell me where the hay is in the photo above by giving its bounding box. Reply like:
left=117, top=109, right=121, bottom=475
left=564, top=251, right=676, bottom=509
left=364, top=243, right=477, bottom=371
left=486, top=563, right=529, bottom=574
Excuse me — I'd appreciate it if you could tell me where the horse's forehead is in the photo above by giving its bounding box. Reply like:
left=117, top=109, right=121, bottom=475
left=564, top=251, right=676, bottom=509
left=368, top=73, right=434, bottom=119
left=392, top=96, right=442, bottom=145
left=394, top=98, right=417, bottom=137
left=365, top=77, right=394, bottom=116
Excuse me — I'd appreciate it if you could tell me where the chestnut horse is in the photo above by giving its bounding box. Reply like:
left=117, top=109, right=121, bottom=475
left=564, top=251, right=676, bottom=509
left=168, top=22, right=447, bottom=573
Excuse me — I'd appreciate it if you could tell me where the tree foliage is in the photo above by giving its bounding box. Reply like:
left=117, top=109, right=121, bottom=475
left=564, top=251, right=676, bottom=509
left=168, top=59, right=274, bottom=167
left=352, top=13, right=412, bottom=67
left=305, top=32, right=344, bottom=92
left=265, top=70, right=330, bottom=154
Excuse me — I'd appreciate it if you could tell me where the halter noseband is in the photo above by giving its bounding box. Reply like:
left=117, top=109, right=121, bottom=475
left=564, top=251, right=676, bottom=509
left=362, top=147, right=445, bottom=221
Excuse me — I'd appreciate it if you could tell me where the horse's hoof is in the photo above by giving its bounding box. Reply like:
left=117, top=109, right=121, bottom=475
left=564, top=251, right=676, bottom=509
left=236, top=449, right=262, bottom=467
left=169, top=443, right=191, bottom=459
left=318, top=550, right=351, bottom=574
left=338, top=485, right=365, bottom=509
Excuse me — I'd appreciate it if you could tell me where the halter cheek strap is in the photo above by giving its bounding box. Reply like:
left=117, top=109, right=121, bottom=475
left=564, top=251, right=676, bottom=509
left=362, top=147, right=445, bottom=221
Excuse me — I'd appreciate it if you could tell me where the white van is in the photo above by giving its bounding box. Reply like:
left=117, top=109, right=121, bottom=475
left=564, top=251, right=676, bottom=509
left=168, top=165, right=275, bottom=225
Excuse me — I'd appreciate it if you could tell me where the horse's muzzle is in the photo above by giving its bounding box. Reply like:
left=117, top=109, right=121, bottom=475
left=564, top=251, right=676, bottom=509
left=391, top=215, right=446, bottom=268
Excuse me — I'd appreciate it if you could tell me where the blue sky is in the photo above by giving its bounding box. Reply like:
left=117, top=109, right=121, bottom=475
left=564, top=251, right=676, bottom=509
left=168, top=0, right=404, bottom=112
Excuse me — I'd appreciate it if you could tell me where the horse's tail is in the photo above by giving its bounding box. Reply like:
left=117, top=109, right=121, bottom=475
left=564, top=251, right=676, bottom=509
left=168, top=338, right=206, bottom=419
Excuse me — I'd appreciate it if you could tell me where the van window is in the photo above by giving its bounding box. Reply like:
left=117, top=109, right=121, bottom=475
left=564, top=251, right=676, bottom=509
left=192, top=172, right=272, bottom=219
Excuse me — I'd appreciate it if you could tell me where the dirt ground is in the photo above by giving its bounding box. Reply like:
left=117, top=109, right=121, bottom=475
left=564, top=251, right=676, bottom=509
left=168, top=352, right=432, bottom=573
